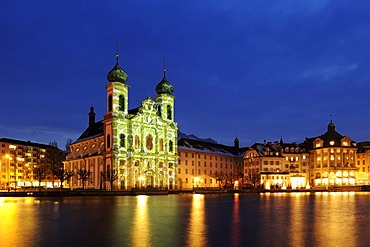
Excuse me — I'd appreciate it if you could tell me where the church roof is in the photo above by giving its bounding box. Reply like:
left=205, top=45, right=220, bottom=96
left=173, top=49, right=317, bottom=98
left=106, top=54, right=128, bottom=84
left=155, top=68, right=174, bottom=95
left=76, top=121, right=104, bottom=142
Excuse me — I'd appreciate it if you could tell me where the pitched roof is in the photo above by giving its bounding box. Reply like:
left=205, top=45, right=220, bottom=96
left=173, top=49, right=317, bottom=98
left=303, top=122, right=355, bottom=149
left=178, top=137, right=247, bottom=157
left=249, top=143, right=283, bottom=157
left=76, top=121, right=104, bottom=142
left=357, top=141, right=370, bottom=153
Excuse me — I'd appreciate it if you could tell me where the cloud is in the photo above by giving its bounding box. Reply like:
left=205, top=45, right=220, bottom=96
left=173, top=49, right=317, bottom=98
left=301, top=63, right=358, bottom=82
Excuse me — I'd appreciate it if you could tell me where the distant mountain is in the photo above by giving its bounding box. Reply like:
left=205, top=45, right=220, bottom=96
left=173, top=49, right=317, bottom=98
left=178, top=131, right=217, bottom=144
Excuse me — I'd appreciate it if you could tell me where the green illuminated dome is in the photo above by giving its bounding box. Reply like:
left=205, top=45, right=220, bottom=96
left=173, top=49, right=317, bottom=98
left=156, top=68, right=174, bottom=95
left=107, top=54, right=128, bottom=83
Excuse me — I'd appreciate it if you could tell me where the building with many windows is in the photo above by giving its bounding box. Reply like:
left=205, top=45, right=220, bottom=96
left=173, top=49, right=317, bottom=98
left=243, top=141, right=284, bottom=179
left=302, top=121, right=358, bottom=187
left=355, top=141, right=370, bottom=185
left=65, top=54, right=178, bottom=190
left=177, top=136, right=246, bottom=189
left=0, top=138, right=64, bottom=189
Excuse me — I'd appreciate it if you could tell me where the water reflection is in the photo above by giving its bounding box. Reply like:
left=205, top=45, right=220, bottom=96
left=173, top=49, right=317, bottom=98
left=0, top=193, right=368, bottom=247
left=313, top=192, right=358, bottom=246
left=131, top=195, right=151, bottom=246
left=186, top=194, right=207, bottom=247
left=287, top=193, right=310, bottom=246
left=231, top=193, right=240, bottom=247
left=0, top=198, right=40, bottom=247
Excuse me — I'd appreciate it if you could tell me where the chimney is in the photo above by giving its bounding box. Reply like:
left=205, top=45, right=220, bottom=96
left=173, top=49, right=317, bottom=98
left=89, top=105, right=96, bottom=128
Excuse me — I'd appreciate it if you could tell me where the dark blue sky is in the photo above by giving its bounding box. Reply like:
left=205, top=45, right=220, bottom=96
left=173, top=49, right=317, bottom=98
left=1, top=1, right=370, bottom=148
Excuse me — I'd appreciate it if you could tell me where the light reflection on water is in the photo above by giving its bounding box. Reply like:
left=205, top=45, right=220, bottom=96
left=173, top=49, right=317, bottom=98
left=0, top=192, right=369, bottom=247
left=132, top=195, right=150, bottom=246
left=187, top=194, right=207, bottom=247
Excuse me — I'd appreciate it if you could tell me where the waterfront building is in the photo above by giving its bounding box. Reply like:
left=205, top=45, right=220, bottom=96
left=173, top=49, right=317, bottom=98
left=303, top=121, right=358, bottom=186
left=260, top=171, right=290, bottom=189
left=177, top=135, right=246, bottom=189
left=65, top=54, right=178, bottom=190
left=0, top=138, right=64, bottom=189
left=355, top=141, right=370, bottom=185
left=243, top=141, right=284, bottom=178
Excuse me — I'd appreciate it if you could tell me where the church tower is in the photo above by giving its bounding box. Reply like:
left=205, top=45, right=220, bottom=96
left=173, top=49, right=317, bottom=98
left=155, top=64, right=175, bottom=122
left=103, top=52, right=129, bottom=172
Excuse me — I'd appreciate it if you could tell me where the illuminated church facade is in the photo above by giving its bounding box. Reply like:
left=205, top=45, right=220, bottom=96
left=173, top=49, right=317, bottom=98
left=65, top=54, right=178, bottom=190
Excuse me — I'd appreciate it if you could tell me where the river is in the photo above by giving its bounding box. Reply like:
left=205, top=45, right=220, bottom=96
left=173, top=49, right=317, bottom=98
left=0, top=192, right=369, bottom=247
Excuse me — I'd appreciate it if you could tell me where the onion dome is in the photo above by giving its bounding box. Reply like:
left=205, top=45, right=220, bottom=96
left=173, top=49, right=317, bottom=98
left=156, top=67, right=174, bottom=95
left=107, top=53, right=128, bottom=83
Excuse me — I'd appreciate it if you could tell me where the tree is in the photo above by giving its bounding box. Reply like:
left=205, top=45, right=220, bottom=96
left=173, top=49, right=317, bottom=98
left=224, top=171, right=234, bottom=188
left=53, top=167, right=74, bottom=190
left=49, top=140, right=58, bottom=148
left=65, top=139, right=73, bottom=153
left=101, top=169, right=118, bottom=191
left=44, top=146, right=66, bottom=187
left=213, top=171, right=225, bottom=188
left=248, top=173, right=260, bottom=188
left=33, top=165, right=48, bottom=191
left=77, top=169, right=91, bottom=189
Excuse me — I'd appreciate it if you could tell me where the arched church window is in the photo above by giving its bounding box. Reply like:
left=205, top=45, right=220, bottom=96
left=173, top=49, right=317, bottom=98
left=167, top=105, right=172, bottom=120
left=135, top=136, right=140, bottom=149
left=119, top=95, right=125, bottom=111
left=120, top=134, right=125, bottom=148
left=159, top=139, right=163, bottom=151
left=146, top=135, right=153, bottom=150
left=108, top=94, right=113, bottom=112
left=169, top=140, right=173, bottom=152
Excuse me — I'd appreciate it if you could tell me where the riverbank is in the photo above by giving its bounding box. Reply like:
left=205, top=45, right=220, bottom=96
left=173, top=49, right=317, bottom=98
left=0, top=185, right=368, bottom=197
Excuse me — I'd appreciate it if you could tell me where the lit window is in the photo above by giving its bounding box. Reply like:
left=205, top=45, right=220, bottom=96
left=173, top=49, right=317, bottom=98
left=146, top=135, right=153, bottom=150
left=135, top=136, right=140, bottom=149
left=330, top=141, right=335, bottom=146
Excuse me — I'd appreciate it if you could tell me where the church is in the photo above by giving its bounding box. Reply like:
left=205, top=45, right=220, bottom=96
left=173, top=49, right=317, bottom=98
left=64, top=53, right=178, bottom=190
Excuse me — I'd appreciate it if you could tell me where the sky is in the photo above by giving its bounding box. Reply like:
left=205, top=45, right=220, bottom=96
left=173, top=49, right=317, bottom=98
left=1, top=0, right=370, bottom=149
